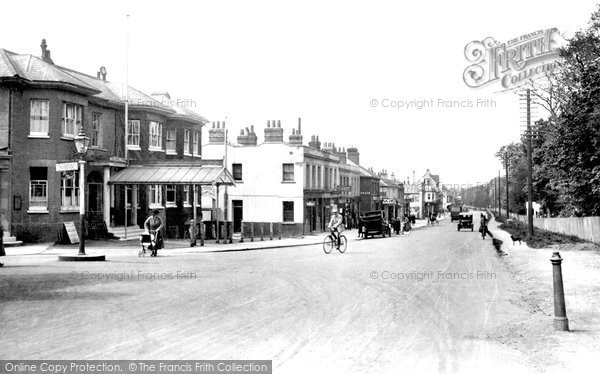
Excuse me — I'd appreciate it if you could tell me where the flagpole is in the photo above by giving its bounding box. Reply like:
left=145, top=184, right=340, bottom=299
left=223, top=117, right=229, bottom=243
left=124, top=13, right=130, bottom=239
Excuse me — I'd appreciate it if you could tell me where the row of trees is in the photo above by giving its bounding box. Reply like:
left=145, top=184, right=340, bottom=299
left=463, top=7, right=600, bottom=217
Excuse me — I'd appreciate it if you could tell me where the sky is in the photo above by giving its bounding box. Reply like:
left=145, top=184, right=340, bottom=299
left=1, top=0, right=598, bottom=186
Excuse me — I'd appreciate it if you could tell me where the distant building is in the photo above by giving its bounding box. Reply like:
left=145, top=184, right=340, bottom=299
left=404, top=169, right=442, bottom=218
left=377, top=170, right=405, bottom=222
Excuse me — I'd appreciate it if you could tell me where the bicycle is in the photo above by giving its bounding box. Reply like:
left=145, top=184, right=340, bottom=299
left=323, top=228, right=347, bottom=254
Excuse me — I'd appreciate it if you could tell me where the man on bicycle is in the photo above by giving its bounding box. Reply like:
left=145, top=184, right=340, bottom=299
left=327, top=208, right=344, bottom=248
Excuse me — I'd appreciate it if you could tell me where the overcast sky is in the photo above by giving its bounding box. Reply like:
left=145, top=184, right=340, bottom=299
left=2, top=0, right=598, bottom=186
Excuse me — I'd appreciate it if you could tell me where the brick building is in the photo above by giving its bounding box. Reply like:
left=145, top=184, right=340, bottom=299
left=0, top=40, right=226, bottom=242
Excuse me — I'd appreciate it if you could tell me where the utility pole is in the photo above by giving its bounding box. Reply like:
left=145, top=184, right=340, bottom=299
left=526, top=89, right=534, bottom=237
left=505, top=151, right=509, bottom=219
left=497, top=171, right=501, bottom=218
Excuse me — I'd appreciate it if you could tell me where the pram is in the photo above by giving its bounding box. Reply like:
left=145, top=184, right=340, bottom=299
left=139, top=230, right=158, bottom=257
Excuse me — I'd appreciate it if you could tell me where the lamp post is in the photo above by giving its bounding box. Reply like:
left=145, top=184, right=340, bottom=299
left=74, top=128, right=90, bottom=255
left=58, top=129, right=104, bottom=262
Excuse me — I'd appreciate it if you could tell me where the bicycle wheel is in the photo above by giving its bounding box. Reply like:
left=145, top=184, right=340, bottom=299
left=337, top=235, right=347, bottom=253
left=323, top=235, right=334, bottom=254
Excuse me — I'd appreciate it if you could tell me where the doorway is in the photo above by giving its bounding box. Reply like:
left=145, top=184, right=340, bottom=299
left=86, top=171, right=103, bottom=215
left=232, top=200, right=243, bottom=233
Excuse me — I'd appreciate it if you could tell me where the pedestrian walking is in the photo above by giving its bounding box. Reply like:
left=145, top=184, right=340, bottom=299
left=479, top=215, right=489, bottom=240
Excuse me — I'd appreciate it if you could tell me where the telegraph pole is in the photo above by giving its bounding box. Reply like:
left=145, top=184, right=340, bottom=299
left=505, top=152, right=509, bottom=218
left=526, top=89, right=534, bottom=237
left=498, top=171, right=501, bottom=218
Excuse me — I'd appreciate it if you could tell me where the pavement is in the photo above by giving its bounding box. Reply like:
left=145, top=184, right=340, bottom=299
left=1, top=218, right=434, bottom=258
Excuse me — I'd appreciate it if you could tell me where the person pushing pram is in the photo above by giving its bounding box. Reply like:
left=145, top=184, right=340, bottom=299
left=140, top=209, right=164, bottom=257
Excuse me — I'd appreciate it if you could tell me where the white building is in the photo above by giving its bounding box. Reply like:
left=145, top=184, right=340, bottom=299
left=202, top=119, right=361, bottom=236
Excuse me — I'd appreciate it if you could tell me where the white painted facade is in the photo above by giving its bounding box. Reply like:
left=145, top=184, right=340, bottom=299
left=202, top=142, right=305, bottom=225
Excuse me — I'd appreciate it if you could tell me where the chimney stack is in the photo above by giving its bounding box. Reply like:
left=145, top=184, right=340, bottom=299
left=336, top=147, right=347, bottom=164
left=322, top=142, right=337, bottom=154
left=347, top=147, right=359, bottom=165
left=237, top=125, right=258, bottom=145
left=308, top=135, right=321, bottom=149
left=97, top=66, right=107, bottom=81
left=264, top=120, right=284, bottom=143
left=209, top=121, right=226, bottom=144
left=40, top=39, right=54, bottom=64
left=288, top=117, right=303, bottom=145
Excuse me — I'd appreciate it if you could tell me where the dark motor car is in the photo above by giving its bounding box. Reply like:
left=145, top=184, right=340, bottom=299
left=457, top=213, right=474, bottom=231
left=360, top=210, right=391, bottom=238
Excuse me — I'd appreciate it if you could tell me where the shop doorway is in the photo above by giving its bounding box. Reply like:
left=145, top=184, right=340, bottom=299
left=232, top=200, right=243, bottom=233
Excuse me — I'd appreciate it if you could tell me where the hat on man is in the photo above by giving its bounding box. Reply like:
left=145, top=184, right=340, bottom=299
left=152, top=209, right=160, bottom=215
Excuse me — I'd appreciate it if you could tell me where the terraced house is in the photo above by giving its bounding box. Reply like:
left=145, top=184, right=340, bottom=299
left=0, top=40, right=232, bottom=242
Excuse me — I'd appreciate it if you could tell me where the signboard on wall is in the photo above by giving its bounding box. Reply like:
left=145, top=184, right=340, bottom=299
left=56, top=162, right=79, bottom=172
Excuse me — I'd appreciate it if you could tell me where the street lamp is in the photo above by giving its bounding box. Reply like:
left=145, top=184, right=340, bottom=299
left=74, top=128, right=90, bottom=255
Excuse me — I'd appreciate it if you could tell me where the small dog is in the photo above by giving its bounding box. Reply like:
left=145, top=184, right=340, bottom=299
left=510, top=235, right=522, bottom=245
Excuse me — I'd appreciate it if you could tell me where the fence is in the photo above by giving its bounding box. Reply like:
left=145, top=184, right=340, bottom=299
left=494, top=208, right=600, bottom=244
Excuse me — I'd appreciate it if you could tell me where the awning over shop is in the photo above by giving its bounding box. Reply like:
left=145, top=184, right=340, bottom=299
left=108, top=165, right=236, bottom=186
